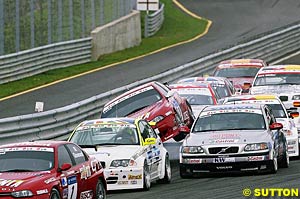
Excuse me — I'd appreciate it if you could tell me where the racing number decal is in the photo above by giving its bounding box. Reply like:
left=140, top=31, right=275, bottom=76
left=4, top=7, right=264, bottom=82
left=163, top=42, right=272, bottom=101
left=67, top=176, right=78, bottom=199
left=171, top=98, right=184, bottom=122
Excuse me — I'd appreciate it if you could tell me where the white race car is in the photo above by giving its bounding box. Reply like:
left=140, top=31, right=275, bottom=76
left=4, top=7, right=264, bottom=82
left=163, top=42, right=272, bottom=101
left=68, top=117, right=171, bottom=191
left=250, top=65, right=300, bottom=144
left=223, top=94, right=299, bottom=157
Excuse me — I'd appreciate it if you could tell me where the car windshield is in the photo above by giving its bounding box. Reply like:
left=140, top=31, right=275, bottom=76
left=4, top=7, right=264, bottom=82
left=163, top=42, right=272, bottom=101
left=102, top=87, right=162, bottom=118
left=193, top=112, right=266, bottom=132
left=214, top=67, right=260, bottom=78
left=253, top=73, right=300, bottom=86
left=180, top=94, right=214, bottom=105
left=70, top=125, right=140, bottom=146
left=0, top=148, right=54, bottom=172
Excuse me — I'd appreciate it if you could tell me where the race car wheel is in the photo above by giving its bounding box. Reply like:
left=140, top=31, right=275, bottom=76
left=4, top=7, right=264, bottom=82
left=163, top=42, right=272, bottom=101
left=179, top=166, right=193, bottom=179
left=157, top=154, right=171, bottom=184
left=269, top=156, right=278, bottom=174
left=95, top=179, right=106, bottom=199
left=143, top=161, right=151, bottom=191
left=50, top=188, right=61, bottom=199
left=173, top=132, right=187, bottom=142
left=279, top=148, right=289, bottom=168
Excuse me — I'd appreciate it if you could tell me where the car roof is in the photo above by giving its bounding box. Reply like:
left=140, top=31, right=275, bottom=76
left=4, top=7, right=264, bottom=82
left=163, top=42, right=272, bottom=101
left=217, top=59, right=265, bottom=68
left=79, top=117, right=137, bottom=126
left=178, top=76, right=229, bottom=83
left=0, top=140, right=69, bottom=148
left=169, top=82, right=211, bottom=89
left=225, top=94, right=279, bottom=102
left=202, top=103, right=263, bottom=112
left=259, top=65, right=300, bottom=73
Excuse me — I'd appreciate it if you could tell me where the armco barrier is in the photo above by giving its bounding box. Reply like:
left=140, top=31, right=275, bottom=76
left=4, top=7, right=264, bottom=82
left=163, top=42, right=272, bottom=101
left=0, top=38, right=92, bottom=84
left=144, top=3, right=164, bottom=38
left=0, top=22, right=300, bottom=146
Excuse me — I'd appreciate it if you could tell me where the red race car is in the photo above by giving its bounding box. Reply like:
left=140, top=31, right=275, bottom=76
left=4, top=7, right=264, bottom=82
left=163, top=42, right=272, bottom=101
left=213, top=59, right=267, bottom=94
left=101, top=81, right=195, bottom=142
left=0, top=140, right=106, bottom=199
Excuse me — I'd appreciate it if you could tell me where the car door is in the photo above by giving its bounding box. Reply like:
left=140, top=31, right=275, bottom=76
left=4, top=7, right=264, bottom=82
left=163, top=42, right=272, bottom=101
left=58, top=144, right=82, bottom=199
left=139, top=120, right=163, bottom=179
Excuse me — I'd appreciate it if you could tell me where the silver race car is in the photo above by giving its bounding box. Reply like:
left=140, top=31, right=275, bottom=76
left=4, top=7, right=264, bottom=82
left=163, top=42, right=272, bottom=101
left=179, top=104, right=289, bottom=177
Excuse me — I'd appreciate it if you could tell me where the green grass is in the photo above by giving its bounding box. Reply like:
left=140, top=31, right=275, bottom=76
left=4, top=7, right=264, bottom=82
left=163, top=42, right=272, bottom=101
left=0, top=0, right=209, bottom=99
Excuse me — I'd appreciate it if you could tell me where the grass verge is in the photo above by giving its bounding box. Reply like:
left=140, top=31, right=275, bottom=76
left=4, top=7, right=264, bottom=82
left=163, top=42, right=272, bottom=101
left=0, top=0, right=209, bottom=99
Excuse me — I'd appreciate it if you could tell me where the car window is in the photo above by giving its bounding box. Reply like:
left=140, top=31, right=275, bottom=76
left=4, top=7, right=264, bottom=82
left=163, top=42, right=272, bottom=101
left=102, top=87, right=162, bottom=118
left=194, top=112, right=266, bottom=132
left=0, top=147, right=54, bottom=172
left=142, top=120, right=158, bottom=138
left=139, top=121, right=157, bottom=141
left=58, top=145, right=74, bottom=167
left=66, top=144, right=88, bottom=165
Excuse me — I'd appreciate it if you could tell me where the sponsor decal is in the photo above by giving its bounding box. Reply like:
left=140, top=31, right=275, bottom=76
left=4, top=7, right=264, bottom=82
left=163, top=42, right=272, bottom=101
left=210, top=133, right=240, bottom=139
left=63, top=188, right=68, bottom=199
left=61, top=177, right=68, bottom=187
left=91, top=159, right=101, bottom=172
left=118, top=181, right=128, bottom=185
left=211, top=139, right=239, bottom=144
left=37, top=189, right=48, bottom=195
left=128, top=174, right=142, bottom=180
left=80, top=190, right=93, bottom=199
left=80, top=165, right=92, bottom=180
left=67, top=176, right=77, bottom=185
left=248, top=156, right=264, bottom=161
left=73, top=152, right=84, bottom=159
left=187, top=159, right=202, bottom=164
left=0, top=179, right=24, bottom=187
left=2, top=147, right=54, bottom=152
left=213, top=157, right=235, bottom=163
left=216, top=166, right=232, bottom=169
left=130, top=180, right=138, bottom=184
left=67, top=176, right=78, bottom=199
left=44, top=177, right=56, bottom=184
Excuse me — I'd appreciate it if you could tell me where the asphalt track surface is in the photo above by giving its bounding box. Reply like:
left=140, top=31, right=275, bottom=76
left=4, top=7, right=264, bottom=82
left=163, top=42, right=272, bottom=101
left=1, top=0, right=300, bottom=118
left=107, top=159, right=300, bottom=199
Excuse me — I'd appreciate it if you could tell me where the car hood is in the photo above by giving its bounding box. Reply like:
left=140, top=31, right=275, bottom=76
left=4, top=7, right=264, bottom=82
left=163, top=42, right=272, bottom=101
left=184, top=130, right=272, bottom=146
left=0, top=171, right=52, bottom=191
left=127, top=100, right=163, bottom=120
left=227, top=77, right=254, bottom=88
left=83, top=145, right=142, bottom=161
left=251, top=85, right=300, bottom=94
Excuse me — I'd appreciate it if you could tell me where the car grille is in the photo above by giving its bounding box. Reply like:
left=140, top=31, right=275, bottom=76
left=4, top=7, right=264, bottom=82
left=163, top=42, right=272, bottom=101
left=208, top=147, right=239, bottom=154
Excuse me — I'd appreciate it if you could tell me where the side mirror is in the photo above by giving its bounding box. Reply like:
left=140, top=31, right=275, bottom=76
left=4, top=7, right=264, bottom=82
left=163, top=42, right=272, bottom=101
left=58, top=163, right=72, bottom=172
left=269, top=122, right=283, bottom=130
left=179, top=126, right=190, bottom=134
left=144, top=138, right=156, bottom=145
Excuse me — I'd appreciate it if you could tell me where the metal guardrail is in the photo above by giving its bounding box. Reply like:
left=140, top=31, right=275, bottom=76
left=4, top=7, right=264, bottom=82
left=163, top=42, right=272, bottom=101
left=1, top=22, right=300, bottom=145
left=0, top=38, right=91, bottom=84
left=144, top=3, right=164, bottom=38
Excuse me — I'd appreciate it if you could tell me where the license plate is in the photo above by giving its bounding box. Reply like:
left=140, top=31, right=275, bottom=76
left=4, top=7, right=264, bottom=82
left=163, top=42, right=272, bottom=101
left=213, top=157, right=235, bottom=163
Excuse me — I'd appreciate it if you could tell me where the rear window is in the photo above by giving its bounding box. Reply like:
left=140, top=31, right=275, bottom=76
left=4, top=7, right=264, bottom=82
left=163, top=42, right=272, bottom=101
left=215, top=67, right=260, bottom=78
left=102, top=87, right=162, bottom=118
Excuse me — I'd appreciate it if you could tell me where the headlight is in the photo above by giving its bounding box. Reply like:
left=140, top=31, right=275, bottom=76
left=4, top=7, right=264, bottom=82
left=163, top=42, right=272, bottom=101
left=110, top=159, right=136, bottom=167
left=244, top=143, right=268, bottom=151
left=181, top=146, right=204, bottom=154
left=151, top=115, right=164, bottom=123
left=292, top=95, right=300, bottom=100
left=11, top=190, right=33, bottom=197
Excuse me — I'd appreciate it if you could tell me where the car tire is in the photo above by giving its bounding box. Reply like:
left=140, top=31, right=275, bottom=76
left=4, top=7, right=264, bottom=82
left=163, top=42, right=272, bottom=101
left=279, top=148, right=289, bottom=168
left=50, top=188, right=61, bottom=199
left=179, top=165, right=193, bottom=178
left=143, top=161, right=151, bottom=191
left=269, top=156, right=278, bottom=174
left=157, top=154, right=171, bottom=184
left=173, top=132, right=187, bottom=142
left=95, top=179, right=106, bottom=199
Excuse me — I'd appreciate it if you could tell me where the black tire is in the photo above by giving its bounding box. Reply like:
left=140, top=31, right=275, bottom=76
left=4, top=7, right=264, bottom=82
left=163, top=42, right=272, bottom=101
left=95, top=179, right=106, bottom=199
left=157, top=154, right=171, bottom=184
left=179, top=165, right=193, bottom=179
left=173, top=132, right=187, bottom=142
left=279, top=147, right=289, bottom=168
left=143, top=161, right=151, bottom=191
left=50, top=188, right=61, bottom=199
left=269, top=157, right=278, bottom=174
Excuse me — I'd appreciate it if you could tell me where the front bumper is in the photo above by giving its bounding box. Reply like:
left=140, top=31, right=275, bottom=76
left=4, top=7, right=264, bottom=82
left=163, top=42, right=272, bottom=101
left=104, top=167, right=143, bottom=190
left=180, top=153, right=272, bottom=173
